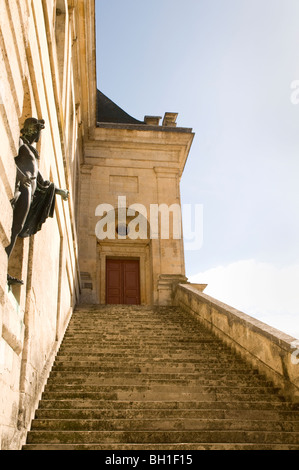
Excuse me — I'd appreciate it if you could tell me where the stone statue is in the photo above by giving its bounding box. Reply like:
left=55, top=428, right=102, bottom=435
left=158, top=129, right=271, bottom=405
left=5, top=118, right=69, bottom=286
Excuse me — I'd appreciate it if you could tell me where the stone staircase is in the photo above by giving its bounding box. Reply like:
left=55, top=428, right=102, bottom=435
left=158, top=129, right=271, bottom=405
left=23, top=305, right=299, bottom=450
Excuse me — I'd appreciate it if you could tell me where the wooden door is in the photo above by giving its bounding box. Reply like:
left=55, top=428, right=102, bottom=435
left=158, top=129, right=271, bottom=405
left=106, top=259, right=140, bottom=305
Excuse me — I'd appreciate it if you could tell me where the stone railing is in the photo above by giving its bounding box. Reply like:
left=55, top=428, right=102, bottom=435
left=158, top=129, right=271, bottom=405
left=174, top=283, right=299, bottom=402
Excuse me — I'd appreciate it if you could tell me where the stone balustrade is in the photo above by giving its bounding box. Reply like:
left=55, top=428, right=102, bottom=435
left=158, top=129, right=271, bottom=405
left=174, top=283, right=299, bottom=402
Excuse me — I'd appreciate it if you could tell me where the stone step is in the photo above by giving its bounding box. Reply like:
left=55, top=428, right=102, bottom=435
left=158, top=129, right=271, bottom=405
left=51, top=358, right=249, bottom=368
left=46, top=372, right=273, bottom=387
left=22, top=443, right=299, bottom=450
left=25, top=429, right=299, bottom=445
left=64, top=319, right=213, bottom=323
left=56, top=347, right=230, bottom=355
left=47, top=364, right=267, bottom=375
left=34, top=407, right=299, bottom=421
left=63, top=325, right=211, bottom=328
left=46, top=368, right=264, bottom=379
left=58, top=341, right=243, bottom=350
left=64, top=325, right=212, bottom=331
left=57, top=341, right=228, bottom=350
left=64, top=324, right=213, bottom=330
left=58, top=344, right=217, bottom=351
left=63, top=333, right=215, bottom=339
left=30, top=417, right=299, bottom=432
left=66, top=324, right=207, bottom=328
left=66, top=324, right=207, bottom=329
left=55, top=353, right=241, bottom=363
left=41, top=389, right=285, bottom=402
left=52, top=359, right=248, bottom=369
left=54, top=350, right=243, bottom=359
left=43, top=383, right=281, bottom=396
left=63, top=327, right=216, bottom=333
left=36, top=399, right=299, bottom=411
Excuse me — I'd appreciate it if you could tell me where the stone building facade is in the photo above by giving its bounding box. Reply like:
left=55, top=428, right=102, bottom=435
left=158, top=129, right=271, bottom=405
left=79, top=91, right=194, bottom=306
left=0, top=0, right=193, bottom=449
left=0, top=0, right=95, bottom=450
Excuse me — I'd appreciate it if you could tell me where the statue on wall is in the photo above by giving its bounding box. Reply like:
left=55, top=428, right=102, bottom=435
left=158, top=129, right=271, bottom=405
left=5, top=118, right=69, bottom=286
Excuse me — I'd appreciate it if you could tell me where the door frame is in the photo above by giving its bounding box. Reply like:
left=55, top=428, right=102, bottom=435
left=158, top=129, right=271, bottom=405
left=97, top=241, right=152, bottom=305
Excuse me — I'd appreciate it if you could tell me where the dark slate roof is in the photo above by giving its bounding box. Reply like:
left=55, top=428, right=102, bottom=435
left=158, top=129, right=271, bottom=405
left=96, top=90, right=145, bottom=125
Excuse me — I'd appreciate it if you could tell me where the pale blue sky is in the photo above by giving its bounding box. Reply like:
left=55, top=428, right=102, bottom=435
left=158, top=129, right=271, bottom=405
left=96, top=0, right=299, bottom=337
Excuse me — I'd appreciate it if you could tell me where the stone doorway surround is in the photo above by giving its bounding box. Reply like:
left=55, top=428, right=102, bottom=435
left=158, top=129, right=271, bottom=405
left=97, top=240, right=152, bottom=305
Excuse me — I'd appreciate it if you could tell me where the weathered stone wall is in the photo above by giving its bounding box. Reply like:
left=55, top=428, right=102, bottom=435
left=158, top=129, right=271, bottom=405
left=0, top=0, right=90, bottom=450
left=174, top=283, right=299, bottom=403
